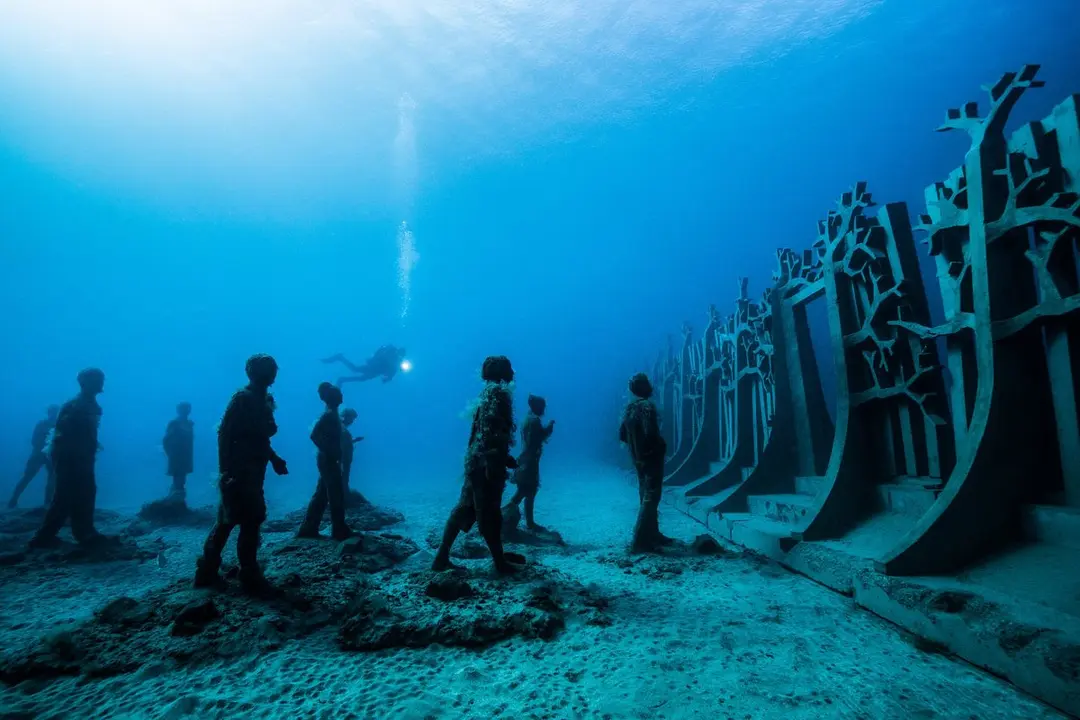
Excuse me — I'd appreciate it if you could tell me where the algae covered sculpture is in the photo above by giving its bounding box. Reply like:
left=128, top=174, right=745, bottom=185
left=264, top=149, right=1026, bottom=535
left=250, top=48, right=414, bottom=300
left=432, top=355, right=525, bottom=574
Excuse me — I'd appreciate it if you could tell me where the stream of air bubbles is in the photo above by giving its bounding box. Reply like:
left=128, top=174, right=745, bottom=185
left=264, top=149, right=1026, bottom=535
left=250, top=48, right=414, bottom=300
left=394, top=93, right=419, bottom=320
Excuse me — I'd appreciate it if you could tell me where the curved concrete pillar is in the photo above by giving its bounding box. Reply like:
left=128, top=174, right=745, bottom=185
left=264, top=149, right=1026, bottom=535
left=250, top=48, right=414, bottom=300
left=667, top=308, right=724, bottom=486
left=715, top=270, right=833, bottom=512
left=677, top=281, right=777, bottom=497
left=793, top=187, right=882, bottom=540
left=798, top=190, right=956, bottom=542
left=683, top=374, right=755, bottom=495
left=881, top=68, right=1072, bottom=574
left=652, top=69, right=1080, bottom=719
left=658, top=337, right=678, bottom=454
left=666, top=323, right=698, bottom=471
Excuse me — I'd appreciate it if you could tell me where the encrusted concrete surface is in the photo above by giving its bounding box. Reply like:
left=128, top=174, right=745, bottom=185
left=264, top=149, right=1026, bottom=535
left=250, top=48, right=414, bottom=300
left=855, top=571, right=1080, bottom=718
left=671, top=498, right=1080, bottom=718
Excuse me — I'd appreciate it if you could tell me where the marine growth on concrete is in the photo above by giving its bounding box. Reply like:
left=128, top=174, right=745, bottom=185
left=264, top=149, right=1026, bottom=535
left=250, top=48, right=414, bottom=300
left=653, top=65, right=1080, bottom=717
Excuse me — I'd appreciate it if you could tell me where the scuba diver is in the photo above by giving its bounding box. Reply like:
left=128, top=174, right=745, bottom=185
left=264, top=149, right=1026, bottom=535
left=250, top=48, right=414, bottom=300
left=502, top=394, right=555, bottom=531
left=321, top=345, right=408, bottom=386
left=8, top=405, right=59, bottom=509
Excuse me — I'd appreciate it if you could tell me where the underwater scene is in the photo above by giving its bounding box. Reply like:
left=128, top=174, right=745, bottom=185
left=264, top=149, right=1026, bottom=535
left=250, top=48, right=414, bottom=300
left=2, top=1, right=1080, bottom=718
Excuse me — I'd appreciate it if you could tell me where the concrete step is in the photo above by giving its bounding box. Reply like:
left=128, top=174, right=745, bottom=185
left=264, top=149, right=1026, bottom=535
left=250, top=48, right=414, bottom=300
left=894, top=475, right=945, bottom=489
left=1024, top=505, right=1080, bottom=549
left=672, top=488, right=740, bottom=532
left=784, top=540, right=875, bottom=596
left=715, top=513, right=800, bottom=559
left=747, top=493, right=814, bottom=525
left=877, top=483, right=941, bottom=517
left=795, top=476, right=825, bottom=496
left=854, top=571, right=1080, bottom=718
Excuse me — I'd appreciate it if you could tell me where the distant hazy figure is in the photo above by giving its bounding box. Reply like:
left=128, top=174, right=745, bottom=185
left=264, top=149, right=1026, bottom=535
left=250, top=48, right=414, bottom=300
left=502, top=394, right=555, bottom=531
left=619, top=373, right=673, bottom=553
left=163, top=402, right=194, bottom=504
left=322, top=345, right=407, bottom=385
left=297, top=382, right=353, bottom=541
left=7, top=405, right=59, bottom=509
left=30, top=370, right=107, bottom=548
left=340, top=408, right=366, bottom=506
left=432, top=355, right=525, bottom=574
left=195, top=354, right=288, bottom=594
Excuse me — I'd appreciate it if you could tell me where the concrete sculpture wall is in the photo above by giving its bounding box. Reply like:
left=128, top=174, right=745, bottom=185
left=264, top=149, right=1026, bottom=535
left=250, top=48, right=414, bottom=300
left=651, top=66, right=1080, bottom=716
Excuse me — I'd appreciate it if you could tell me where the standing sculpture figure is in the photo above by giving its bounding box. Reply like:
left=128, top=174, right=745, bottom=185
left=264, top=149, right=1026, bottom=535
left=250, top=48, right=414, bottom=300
left=340, top=408, right=366, bottom=506
left=619, top=372, right=674, bottom=552
left=195, top=354, right=289, bottom=593
left=8, top=405, right=59, bottom=509
left=432, top=355, right=525, bottom=574
left=297, top=382, right=353, bottom=540
left=30, top=370, right=106, bottom=548
left=502, top=394, right=555, bottom=531
left=163, top=402, right=194, bottom=504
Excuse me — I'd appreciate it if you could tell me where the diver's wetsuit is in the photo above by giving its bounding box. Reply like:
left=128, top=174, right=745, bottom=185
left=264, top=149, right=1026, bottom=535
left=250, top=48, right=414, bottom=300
left=324, top=346, right=403, bottom=385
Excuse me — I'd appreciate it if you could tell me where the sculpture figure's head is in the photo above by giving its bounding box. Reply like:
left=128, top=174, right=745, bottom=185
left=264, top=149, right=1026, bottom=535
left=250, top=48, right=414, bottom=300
left=245, top=354, right=279, bottom=389
left=77, top=368, right=106, bottom=395
left=481, top=355, right=514, bottom=385
left=318, top=381, right=344, bottom=409
left=629, top=372, right=653, bottom=399
left=527, top=394, right=546, bottom=416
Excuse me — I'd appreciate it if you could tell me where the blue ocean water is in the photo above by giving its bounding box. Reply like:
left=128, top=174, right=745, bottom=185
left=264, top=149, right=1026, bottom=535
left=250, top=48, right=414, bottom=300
left=0, top=0, right=1077, bottom=509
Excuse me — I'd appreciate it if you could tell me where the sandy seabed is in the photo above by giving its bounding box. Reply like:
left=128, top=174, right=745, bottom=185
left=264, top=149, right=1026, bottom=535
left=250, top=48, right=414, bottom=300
left=0, top=467, right=1064, bottom=720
